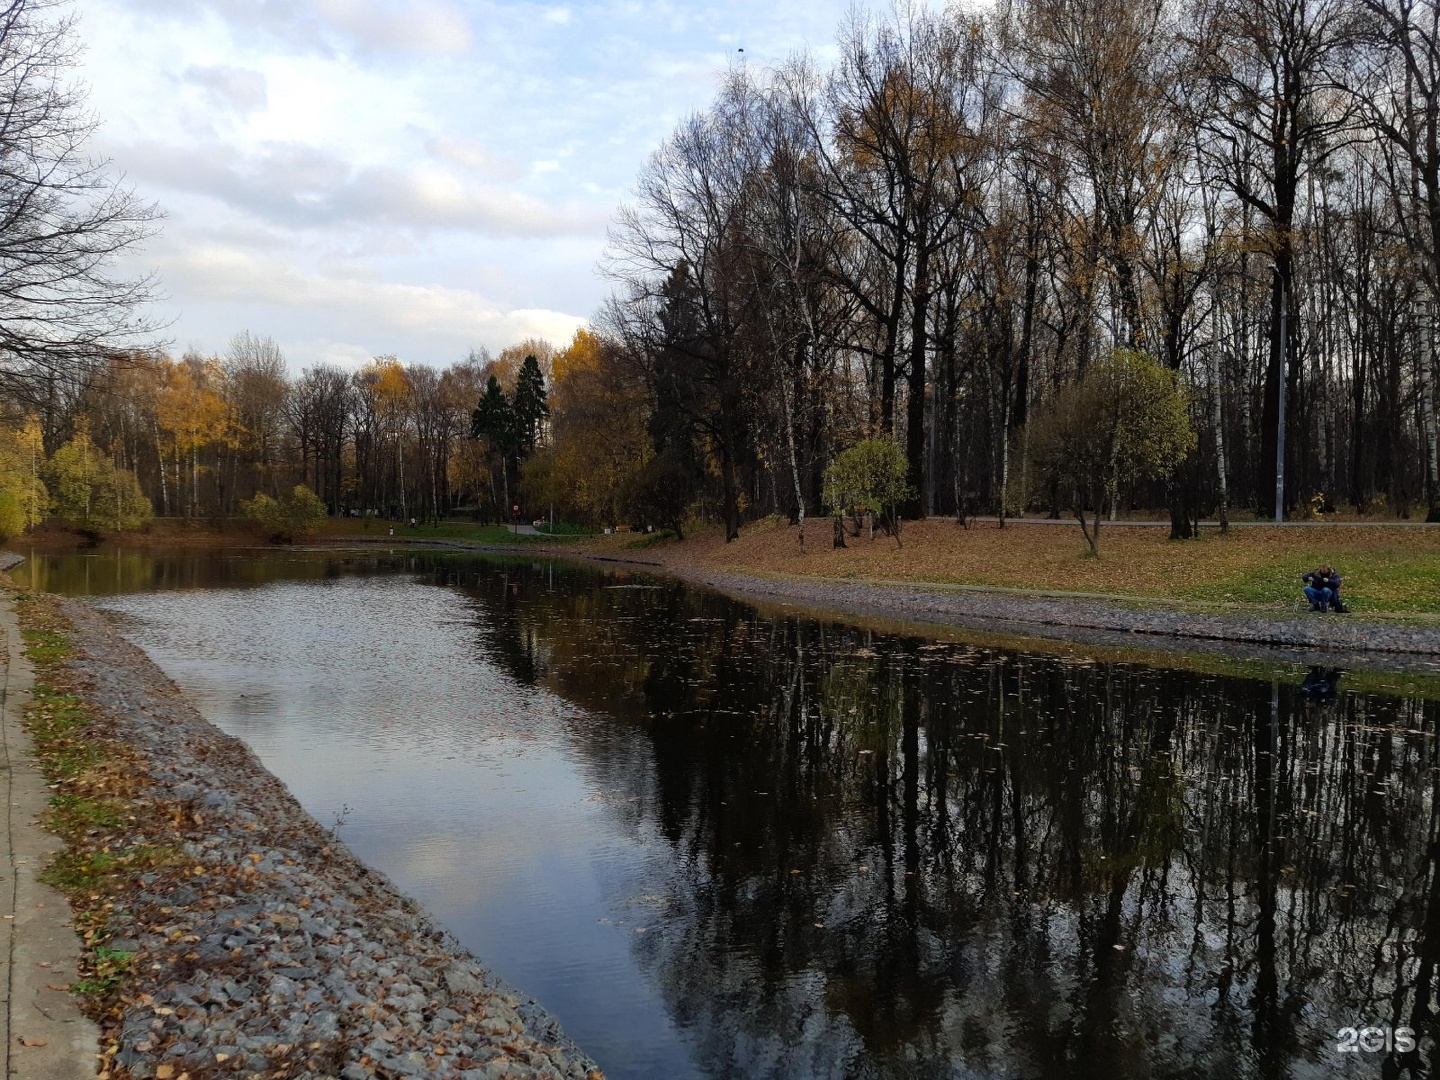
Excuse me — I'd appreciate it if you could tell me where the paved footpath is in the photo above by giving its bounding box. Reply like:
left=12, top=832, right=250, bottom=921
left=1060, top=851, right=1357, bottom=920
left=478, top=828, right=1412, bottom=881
left=0, top=593, right=99, bottom=1078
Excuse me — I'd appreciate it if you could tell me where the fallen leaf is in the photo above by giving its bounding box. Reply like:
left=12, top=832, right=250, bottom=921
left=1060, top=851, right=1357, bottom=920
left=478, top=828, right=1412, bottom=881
left=156, top=1065, right=175, bottom=1079
left=44, top=983, right=68, bottom=991
left=17, top=1036, right=48, bottom=1047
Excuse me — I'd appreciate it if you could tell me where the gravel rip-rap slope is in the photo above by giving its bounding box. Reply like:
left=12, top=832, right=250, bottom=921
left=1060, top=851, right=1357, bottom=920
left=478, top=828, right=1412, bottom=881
left=56, top=597, right=602, bottom=1080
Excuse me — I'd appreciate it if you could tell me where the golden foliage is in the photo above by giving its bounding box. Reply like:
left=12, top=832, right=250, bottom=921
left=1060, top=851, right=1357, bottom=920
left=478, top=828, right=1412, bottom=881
left=0, top=415, right=47, bottom=538
left=546, top=329, right=650, bottom=525
left=155, top=356, right=233, bottom=457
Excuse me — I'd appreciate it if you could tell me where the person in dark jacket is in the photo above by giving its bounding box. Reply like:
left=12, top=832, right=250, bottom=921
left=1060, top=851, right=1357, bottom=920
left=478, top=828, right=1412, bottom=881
left=1302, top=565, right=1348, bottom=613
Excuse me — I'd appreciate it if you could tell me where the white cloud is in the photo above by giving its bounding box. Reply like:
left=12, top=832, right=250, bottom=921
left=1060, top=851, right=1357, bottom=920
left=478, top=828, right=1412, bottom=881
left=426, top=136, right=524, bottom=181
left=311, top=0, right=473, bottom=56
left=84, top=0, right=871, bottom=362
left=160, top=245, right=585, bottom=367
left=118, top=0, right=473, bottom=58
left=182, top=64, right=268, bottom=113
left=108, top=138, right=605, bottom=238
left=298, top=340, right=378, bottom=370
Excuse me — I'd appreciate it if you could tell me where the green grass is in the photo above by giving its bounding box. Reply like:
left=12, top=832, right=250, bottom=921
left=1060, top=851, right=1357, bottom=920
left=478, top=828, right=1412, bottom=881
left=20, top=626, right=70, bottom=665
left=1183, top=548, right=1440, bottom=614
left=25, top=687, right=101, bottom=778
left=625, top=529, right=679, bottom=549
left=12, top=589, right=152, bottom=1008
left=534, top=521, right=594, bottom=536
left=39, top=849, right=126, bottom=892
left=69, top=944, right=136, bottom=995
left=320, top=519, right=572, bottom=545
left=37, top=843, right=178, bottom=898
left=46, top=793, right=125, bottom=834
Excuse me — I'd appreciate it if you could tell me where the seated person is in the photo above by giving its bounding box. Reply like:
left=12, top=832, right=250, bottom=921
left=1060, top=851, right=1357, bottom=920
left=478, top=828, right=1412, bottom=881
left=1302, top=565, right=1348, bottom=613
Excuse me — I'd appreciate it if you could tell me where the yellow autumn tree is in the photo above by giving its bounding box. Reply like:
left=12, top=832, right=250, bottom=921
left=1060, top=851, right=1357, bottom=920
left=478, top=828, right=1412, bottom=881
left=492, top=338, right=556, bottom=391
left=45, top=426, right=151, bottom=535
left=155, top=355, right=233, bottom=516
left=528, top=328, right=649, bottom=526
left=354, top=356, right=413, bottom=518
left=441, top=357, right=492, bottom=513
left=0, top=415, right=48, bottom=539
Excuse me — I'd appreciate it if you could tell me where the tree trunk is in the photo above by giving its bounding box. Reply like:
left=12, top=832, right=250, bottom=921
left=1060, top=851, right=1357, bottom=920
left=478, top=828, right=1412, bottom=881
left=1420, top=297, right=1440, bottom=520
left=1213, top=344, right=1231, bottom=533
left=154, top=422, right=168, bottom=516
left=721, top=447, right=740, bottom=542
left=904, top=243, right=929, bottom=517
left=782, top=366, right=805, bottom=552
left=998, top=376, right=1013, bottom=529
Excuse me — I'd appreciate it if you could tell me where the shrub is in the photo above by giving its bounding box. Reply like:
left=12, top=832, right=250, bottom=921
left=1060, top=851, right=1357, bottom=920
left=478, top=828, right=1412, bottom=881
left=823, top=436, right=912, bottom=543
left=46, top=431, right=150, bottom=536
left=242, top=485, right=328, bottom=542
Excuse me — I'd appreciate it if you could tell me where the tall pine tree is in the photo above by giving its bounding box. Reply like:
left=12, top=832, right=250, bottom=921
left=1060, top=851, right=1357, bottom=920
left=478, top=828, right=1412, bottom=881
left=511, top=355, right=550, bottom=456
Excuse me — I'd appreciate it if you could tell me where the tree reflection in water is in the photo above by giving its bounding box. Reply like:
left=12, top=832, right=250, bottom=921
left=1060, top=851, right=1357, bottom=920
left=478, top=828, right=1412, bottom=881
left=27, top=549, right=1437, bottom=1078
left=437, top=557, right=1439, bottom=1080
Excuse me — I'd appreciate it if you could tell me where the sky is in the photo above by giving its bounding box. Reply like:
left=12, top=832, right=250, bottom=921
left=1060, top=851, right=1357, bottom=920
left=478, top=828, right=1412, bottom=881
left=75, top=0, right=861, bottom=372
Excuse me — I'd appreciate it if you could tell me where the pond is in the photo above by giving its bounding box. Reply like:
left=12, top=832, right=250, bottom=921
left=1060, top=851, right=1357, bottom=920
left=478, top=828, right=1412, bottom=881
left=15, top=548, right=1440, bottom=1079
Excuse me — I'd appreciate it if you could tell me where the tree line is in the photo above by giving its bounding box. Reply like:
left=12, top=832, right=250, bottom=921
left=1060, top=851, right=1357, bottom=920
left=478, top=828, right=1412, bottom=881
left=0, top=335, right=568, bottom=529
left=593, top=0, right=1440, bottom=539
left=7, top=0, right=1440, bottom=542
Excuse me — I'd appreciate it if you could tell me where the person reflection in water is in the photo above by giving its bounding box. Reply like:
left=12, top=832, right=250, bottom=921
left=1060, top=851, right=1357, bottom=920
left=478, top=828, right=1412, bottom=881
left=1299, top=667, right=1342, bottom=703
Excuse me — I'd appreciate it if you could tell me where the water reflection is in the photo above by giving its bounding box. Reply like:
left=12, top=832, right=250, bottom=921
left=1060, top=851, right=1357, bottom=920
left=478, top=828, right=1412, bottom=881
left=22, top=550, right=1440, bottom=1079
left=440, top=559, right=1440, bottom=1079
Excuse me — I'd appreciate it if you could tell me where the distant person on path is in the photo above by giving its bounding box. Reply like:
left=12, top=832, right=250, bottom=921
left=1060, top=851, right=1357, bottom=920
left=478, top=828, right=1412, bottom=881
left=1302, top=565, right=1348, bottom=613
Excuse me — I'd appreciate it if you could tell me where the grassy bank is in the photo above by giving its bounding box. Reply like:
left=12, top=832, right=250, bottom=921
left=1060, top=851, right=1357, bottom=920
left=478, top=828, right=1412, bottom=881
left=606, top=517, right=1440, bottom=616
left=317, top=517, right=568, bottom=545
left=11, top=588, right=170, bottom=1062
left=16, top=513, right=1440, bottom=616
left=18, top=515, right=573, bottom=551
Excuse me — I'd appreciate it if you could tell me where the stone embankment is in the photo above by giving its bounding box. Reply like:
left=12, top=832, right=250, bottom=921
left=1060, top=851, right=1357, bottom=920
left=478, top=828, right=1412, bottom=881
left=51, top=597, right=602, bottom=1080
left=655, top=567, right=1440, bottom=670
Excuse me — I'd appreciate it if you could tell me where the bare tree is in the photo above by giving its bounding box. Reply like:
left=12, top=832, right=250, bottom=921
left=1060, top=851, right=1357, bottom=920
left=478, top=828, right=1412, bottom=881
left=224, top=332, right=287, bottom=502
left=1193, top=0, right=1360, bottom=512
left=1359, top=0, right=1440, bottom=517
left=0, top=0, right=162, bottom=404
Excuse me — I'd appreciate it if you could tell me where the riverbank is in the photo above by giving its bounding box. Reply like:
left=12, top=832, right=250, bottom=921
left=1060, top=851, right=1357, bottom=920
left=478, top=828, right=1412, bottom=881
left=613, top=515, right=1440, bottom=613
left=0, top=553, right=103, bottom=1080
left=287, top=520, right=1440, bottom=665
left=534, top=517, right=1440, bottom=661
left=11, top=583, right=602, bottom=1080
left=20, top=513, right=1440, bottom=660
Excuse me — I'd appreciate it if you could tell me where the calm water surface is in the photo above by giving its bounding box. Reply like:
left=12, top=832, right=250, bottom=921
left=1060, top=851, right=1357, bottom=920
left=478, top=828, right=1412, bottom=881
left=17, top=549, right=1440, bottom=1079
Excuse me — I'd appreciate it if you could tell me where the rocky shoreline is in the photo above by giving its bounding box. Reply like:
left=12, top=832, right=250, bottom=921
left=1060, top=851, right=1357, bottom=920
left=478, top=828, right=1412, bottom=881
left=331, top=537, right=1440, bottom=671
left=52, top=596, right=602, bottom=1080
left=663, top=566, right=1440, bottom=661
